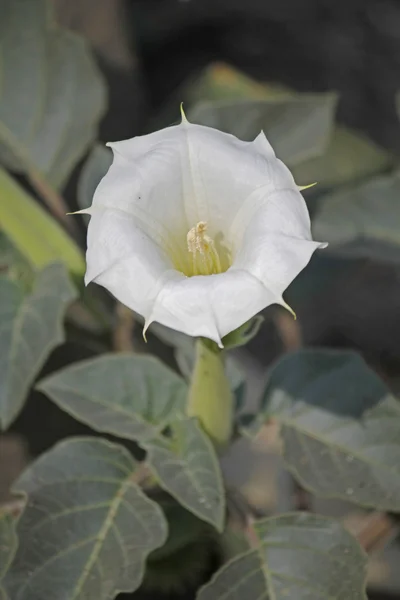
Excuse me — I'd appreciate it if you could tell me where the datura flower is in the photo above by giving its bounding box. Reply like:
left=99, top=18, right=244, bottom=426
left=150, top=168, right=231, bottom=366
left=82, top=110, right=326, bottom=346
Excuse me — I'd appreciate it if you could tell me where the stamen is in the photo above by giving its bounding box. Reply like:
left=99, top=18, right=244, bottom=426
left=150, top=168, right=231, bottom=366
left=187, top=221, right=222, bottom=276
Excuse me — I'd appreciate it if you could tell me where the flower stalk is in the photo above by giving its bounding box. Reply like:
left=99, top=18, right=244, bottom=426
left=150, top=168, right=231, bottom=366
left=187, top=338, right=233, bottom=448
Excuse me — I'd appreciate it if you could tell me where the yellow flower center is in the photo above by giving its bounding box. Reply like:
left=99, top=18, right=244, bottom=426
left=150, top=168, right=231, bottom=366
left=186, top=221, right=223, bottom=276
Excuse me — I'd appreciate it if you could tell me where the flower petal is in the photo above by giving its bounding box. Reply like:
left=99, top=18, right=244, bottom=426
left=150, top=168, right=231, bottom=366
left=89, top=132, right=189, bottom=257
left=232, top=189, right=327, bottom=294
left=85, top=208, right=278, bottom=343
left=95, top=123, right=296, bottom=249
left=146, top=269, right=279, bottom=346
left=174, top=123, right=296, bottom=241
left=85, top=208, right=178, bottom=319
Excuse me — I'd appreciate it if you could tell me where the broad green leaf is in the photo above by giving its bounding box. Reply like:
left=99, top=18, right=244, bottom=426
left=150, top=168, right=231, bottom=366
left=4, top=437, right=167, bottom=600
left=37, top=354, right=188, bottom=442
left=0, top=167, right=85, bottom=276
left=0, top=0, right=106, bottom=188
left=197, top=513, right=367, bottom=600
left=186, top=63, right=291, bottom=105
left=148, top=62, right=290, bottom=133
left=0, top=262, right=76, bottom=429
left=0, top=512, right=17, bottom=578
left=258, top=349, right=400, bottom=510
left=77, top=144, right=112, bottom=216
left=0, top=511, right=17, bottom=599
left=189, top=93, right=337, bottom=167
left=313, top=172, right=400, bottom=262
left=144, top=418, right=225, bottom=531
left=292, top=126, right=394, bottom=189
left=0, top=231, right=34, bottom=290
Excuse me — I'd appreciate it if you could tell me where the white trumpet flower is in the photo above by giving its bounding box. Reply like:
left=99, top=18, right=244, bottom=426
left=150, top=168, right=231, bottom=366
left=82, top=110, right=326, bottom=346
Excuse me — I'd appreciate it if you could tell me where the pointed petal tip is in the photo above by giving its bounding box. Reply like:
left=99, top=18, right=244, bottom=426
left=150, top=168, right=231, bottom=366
left=252, top=130, right=276, bottom=157
left=209, top=328, right=223, bottom=349
left=106, top=141, right=120, bottom=154
left=200, top=333, right=223, bottom=349
left=180, top=102, right=189, bottom=124
left=281, top=300, right=297, bottom=320
left=298, top=182, right=318, bottom=192
left=143, top=319, right=152, bottom=343
left=66, top=208, right=91, bottom=216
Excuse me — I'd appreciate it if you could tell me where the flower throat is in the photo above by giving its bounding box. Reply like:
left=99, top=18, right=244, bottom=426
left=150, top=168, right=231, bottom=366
left=186, top=221, right=223, bottom=276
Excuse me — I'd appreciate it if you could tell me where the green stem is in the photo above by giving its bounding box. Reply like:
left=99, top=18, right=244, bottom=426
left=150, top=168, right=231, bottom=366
left=187, top=338, right=234, bottom=448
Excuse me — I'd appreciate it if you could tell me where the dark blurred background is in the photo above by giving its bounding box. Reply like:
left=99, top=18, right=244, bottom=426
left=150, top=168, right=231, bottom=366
left=116, top=1, right=400, bottom=148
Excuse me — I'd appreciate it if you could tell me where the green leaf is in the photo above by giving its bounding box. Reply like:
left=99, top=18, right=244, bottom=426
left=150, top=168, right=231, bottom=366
left=292, top=126, right=394, bottom=189
left=37, top=354, right=188, bottom=442
left=4, top=437, right=167, bottom=600
left=0, top=262, right=77, bottom=429
left=77, top=144, right=112, bottom=216
left=189, top=93, right=337, bottom=167
left=0, top=231, right=34, bottom=290
left=0, top=511, right=17, bottom=599
left=0, top=0, right=106, bottom=188
left=144, top=418, right=225, bottom=531
left=0, top=513, right=17, bottom=579
left=186, top=63, right=291, bottom=105
left=0, top=167, right=85, bottom=276
left=197, top=513, right=367, bottom=600
left=258, top=349, right=400, bottom=510
left=312, top=172, right=400, bottom=262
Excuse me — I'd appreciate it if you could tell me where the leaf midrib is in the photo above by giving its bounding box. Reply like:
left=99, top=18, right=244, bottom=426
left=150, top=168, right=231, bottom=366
left=69, top=474, right=131, bottom=599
